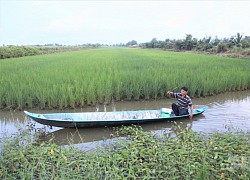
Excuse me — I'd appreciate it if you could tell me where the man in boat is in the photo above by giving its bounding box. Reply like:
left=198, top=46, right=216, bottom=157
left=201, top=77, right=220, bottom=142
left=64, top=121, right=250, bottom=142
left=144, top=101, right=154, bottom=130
left=167, top=86, right=194, bottom=119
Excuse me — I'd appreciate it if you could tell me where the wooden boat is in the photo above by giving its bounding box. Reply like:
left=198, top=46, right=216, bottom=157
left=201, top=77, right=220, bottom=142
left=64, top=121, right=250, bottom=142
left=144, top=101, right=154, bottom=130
left=24, top=106, right=207, bottom=128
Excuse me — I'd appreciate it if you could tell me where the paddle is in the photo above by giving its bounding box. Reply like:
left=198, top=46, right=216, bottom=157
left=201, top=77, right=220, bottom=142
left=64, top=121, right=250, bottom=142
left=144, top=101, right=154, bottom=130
left=172, top=86, right=178, bottom=91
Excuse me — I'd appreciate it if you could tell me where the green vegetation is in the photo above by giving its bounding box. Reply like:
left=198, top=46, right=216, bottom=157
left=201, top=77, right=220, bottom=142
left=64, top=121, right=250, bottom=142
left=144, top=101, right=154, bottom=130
left=141, top=33, right=250, bottom=58
left=0, top=45, right=96, bottom=59
left=1, top=125, right=249, bottom=179
left=0, top=47, right=250, bottom=110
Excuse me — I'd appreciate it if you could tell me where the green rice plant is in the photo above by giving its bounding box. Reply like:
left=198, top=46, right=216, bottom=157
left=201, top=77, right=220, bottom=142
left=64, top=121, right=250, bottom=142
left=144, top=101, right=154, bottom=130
left=74, top=85, right=85, bottom=107
left=113, top=79, right=123, bottom=101
left=86, top=83, right=97, bottom=106
left=104, top=80, right=113, bottom=104
left=130, top=75, right=142, bottom=100
left=141, top=80, right=151, bottom=100
left=66, top=86, right=75, bottom=108
left=96, top=78, right=106, bottom=104
left=152, top=83, right=161, bottom=99
left=0, top=47, right=249, bottom=109
left=15, top=88, right=24, bottom=110
left=124, top=83, right=134, bottom=100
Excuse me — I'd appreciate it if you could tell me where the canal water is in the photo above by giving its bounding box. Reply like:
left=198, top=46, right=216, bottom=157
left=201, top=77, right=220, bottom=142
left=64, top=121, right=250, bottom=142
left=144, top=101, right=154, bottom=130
left=1, top=90, right=250, bottom=151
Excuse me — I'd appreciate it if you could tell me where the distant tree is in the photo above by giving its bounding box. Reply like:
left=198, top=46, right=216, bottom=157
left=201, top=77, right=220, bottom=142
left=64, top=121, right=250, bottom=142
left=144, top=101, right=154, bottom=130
left=126, top=40, right=137, bottom=46
left=217, top=42, right=227, bottom=53
left=184, top=34, right=194, bottom=50
left=242, top=36, right=250, bottom=48
left=192, top=38, right=198, bottom=49
left=196, top=36, right=213, bottom=51
left=144, top=42, right=152, bottom=48
left=139, top=43, right=146, bottom=48
left=149, top=38, right=157, bottom=48
left=228, top=36, right=236, bottom=48
left=140, top=32, right=249, bottom=55
left=234, top=33, right=244, bottom=47
left=243, top=36, right=250, bottom=41
left=211, top=36, right=221, bottom=46
left=174, top=39, right=185, bottom=51
left=154, top=40, right=165, bottom=48
left=142, top=38, right=156, bottom=48
left=164, top=39, right=172, bottom=49
left=94, top=43, right=100, bottom=47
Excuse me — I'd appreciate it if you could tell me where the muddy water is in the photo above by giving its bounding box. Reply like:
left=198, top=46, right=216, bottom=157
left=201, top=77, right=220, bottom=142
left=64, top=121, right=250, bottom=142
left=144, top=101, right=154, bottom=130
left=1, top=90, right=250, bottom=150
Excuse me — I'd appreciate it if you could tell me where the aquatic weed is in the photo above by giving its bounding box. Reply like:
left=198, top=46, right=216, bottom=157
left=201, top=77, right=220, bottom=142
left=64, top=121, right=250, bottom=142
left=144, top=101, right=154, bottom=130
left=0, top=124, right=250, bottom=179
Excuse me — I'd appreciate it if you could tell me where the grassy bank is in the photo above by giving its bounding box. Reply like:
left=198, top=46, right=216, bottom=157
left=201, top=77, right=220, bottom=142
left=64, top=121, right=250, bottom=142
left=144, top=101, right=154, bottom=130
left=0, top=47, right=250, bottom=109
left=0, top=45, right=95, bottom=59
left=0, top=125, right=249, bottom=179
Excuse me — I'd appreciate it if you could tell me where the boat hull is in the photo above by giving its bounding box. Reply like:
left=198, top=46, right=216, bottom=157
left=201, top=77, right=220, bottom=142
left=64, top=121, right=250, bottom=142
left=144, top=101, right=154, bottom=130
left=24, top=106, right=207, bottom=128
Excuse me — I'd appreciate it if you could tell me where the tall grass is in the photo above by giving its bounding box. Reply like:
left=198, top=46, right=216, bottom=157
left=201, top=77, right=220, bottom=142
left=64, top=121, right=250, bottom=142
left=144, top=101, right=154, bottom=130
left=0, top=47, right=249, bottom=109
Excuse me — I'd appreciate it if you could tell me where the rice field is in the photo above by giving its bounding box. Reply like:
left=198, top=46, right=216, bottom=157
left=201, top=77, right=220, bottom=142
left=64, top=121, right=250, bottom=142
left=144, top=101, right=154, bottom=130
left=0, top=47, right=249, bottom=109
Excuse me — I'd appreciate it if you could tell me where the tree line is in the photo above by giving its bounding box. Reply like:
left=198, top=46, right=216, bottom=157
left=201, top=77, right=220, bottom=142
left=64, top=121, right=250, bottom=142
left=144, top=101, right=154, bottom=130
left=139, top=33, right=250, bottom=57
left=1, top=33, right=250, bottom=59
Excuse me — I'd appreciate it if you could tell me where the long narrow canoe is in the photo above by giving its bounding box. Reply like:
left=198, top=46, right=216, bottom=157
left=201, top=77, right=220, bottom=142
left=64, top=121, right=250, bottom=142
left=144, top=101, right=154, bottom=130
left=24, top=106, right=207, bottom=128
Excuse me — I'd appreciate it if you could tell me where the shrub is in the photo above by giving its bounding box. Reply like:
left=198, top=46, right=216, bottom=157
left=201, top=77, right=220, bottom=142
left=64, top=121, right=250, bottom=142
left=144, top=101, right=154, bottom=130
left=217, top=43, right=228, bottom=53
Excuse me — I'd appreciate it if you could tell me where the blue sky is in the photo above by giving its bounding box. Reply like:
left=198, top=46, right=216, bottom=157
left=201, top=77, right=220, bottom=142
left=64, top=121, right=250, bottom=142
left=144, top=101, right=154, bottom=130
left=0, top=0, right=250, bottom=45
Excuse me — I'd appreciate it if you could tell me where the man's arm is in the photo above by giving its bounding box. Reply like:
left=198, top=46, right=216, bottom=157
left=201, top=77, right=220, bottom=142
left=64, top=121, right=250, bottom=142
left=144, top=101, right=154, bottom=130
left=167, top=91, right=173, bottom=95
left=167, top=91, right=177, bottom=98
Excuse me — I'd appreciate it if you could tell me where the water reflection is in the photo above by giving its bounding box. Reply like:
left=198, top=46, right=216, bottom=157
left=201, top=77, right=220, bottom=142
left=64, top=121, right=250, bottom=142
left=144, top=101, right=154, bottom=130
left=0, top=90, right=250, bottom=149
left=40, top=116, right=198, bottom=146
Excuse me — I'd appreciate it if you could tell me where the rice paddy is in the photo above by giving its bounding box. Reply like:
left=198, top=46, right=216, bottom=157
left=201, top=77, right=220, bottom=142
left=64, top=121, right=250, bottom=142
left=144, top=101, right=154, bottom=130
left=0, top=47, right=249, bottom=109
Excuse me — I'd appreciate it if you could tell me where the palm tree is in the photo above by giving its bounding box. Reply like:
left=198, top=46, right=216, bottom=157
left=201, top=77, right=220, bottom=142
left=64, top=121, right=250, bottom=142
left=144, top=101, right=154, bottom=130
left=234, top=33, right=244, bottom=44
left=184, top=34, right=193, bottom=50
left=231, top=33, right=244, bottom=47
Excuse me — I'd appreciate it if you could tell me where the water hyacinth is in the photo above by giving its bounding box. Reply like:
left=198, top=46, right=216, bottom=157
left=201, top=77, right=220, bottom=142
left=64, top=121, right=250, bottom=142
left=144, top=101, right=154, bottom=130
left=0, top=47, right=249, bottom=109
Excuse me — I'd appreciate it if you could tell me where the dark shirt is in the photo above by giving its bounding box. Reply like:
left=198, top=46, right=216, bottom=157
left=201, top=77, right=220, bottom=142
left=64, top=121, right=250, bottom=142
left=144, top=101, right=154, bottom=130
left=173, top=92, right=192, bottom=110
